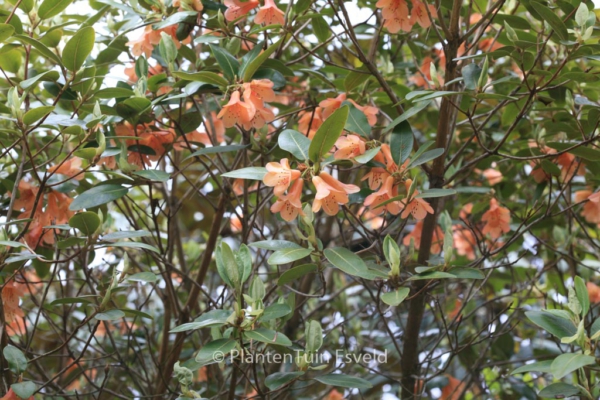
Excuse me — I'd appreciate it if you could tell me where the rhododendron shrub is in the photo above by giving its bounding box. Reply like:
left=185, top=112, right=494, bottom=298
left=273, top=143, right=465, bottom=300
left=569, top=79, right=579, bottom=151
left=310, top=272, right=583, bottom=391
left=1, top=0, right=600, bottom=398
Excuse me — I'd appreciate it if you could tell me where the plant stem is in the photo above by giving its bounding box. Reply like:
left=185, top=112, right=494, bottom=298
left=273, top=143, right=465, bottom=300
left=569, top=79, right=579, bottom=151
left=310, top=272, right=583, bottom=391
left=399, top=3, right=463, bottom=397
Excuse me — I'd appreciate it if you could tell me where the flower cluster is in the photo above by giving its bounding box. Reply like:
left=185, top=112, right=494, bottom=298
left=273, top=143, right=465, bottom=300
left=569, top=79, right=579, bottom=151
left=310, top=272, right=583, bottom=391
left=312, top=172, right=360, bottom=216
left=481, top=198, right=511, bottom=239
left=361, top=146, right=434, bottom=219
left=224, top=0, right=285, bottom=25
left=127, top=25, right=191, bottom=58
left=299, top=93, right=378, bottom=139
left=263, top=159, right=304, bottom=221
left=12, top=181, right=74, bottom=248
left=576, top=189, right=600, bottom=225
left=175, top=112, right=226, bottom=150
left=109, top=122, right=176, bottom=168
left=2, top=278, right=26, bottom=327
left=173, top=0, right=204, bottom=11
left=451, top=200, right=511, bottom=260
left=262, top=149, right=438, bottom=222
left=529, top=141, right=585, bottom=183
left=376, top=0, right=437, bottom=34
left=217, top=80, right=276, bottom=130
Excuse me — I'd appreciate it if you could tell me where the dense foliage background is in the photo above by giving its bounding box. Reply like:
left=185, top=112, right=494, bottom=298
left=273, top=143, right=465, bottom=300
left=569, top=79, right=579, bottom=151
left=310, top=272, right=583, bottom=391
left=1, top=0, right=600, bottom=398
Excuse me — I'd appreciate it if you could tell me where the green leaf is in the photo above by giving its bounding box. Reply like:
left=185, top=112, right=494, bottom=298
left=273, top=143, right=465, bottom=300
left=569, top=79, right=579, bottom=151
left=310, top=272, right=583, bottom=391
left=241, top=38, right=282, bottom=82
left=195, top=34, right=225, bottom=44
left=121, top=308, right=153, bottom=320
left=383, top=235, right=401, bottom=275
left=390, top=121, right=413, bottom=165
left=222, top=242, right=241, bottom=287
left=381, top=287, right=410, bottom=306
left=408, top=148, right=444, bottom=168
left=268, top=248, right=312, bottom=265
left=221, top=167, right=267, bottom=180
left=294, top=0, right=312, bottom=13
left=57, top=237, right=86, bottom=249
left=11, top=381, right=36, bottom=399
left=449, top=268, right=485, bottom=279
left=344, top=70, right=370, bottom=92
left=407, top=271, right=457, bottom=280
left=354, top=146, right=380, bottom=164
left=345, top=103, right=371, bottom=137
left=23, top=106, right=54, bottom=125
left=20, top=70, right=60, bottom=90
left=170, top=309, right=231, bottom=332
left=384, top=101, right=430, bottom=133
left=133, top=170, right=170, bottom=182
left=3, top=345, right=27, bottom=374
left=153, top=10, right=197, bottom=29
left=314, top=374, right=372, bottom=389
left=126, top=272, right=157, bottom=283
left=14, top=35, right=63, bottom=66
left=309, top=105, right=349, bottom=162
left=312, top=16, right=330, bottom=43
left=278, top=129, right=311, bottom=161
left=265, top=372, right=304, bottom=390
left=38, top=0, right=73, bottom=19
left=245, top=328, right=292, bottom=347
left=530, top=1, right=568, bottom=41
left=538, top=383, right=580, bottom=398
left=237, top=244, right=252, bottom=284
left=249, top=276, right=265, bottom=300
left=455, top=186, right=491, bottom=194
left=540, top=159, right=561, bottom=176
left=462, top=63, right=482, bottom=91
left=209, top=44, right=239, bottom=81
left=95, top=309, right=125, bottom=321
left=591, top=317, right=600, bottom=339
left=73, top=148, right=97, bottom=160
left=575, top=2, right=589, bottom=27
left=69, top=184, right=128, bottom=211
left=278, top=263, right=317, bottom=286
left=94, top=87, right=135, bottom=99
left=172, top=71, right=229, bottom=87
left=185, top=144, right=249, bottom=160
left=69, top=212, right=101, bottom=235
left=102, top=230, right=151, bottom=241
left=250, top=240, right=303, bottom=251
left=259, top=303, right=292, bottom=322
left=305, top=320, right=322, bottom=352
left=574, top=276, right=590, bottom=316
left=195, top=338, right=237, bottom=364
left=417, top=189, right=456, bottom=199
left=5, top=253, right=38, bottom=264
left=0, top=24, right=15, bottom=42
left=0, top=240, right=28, bottom=249
left=551, top=353, right=595, bottom=379
left=261, top=59, right=294, bottom=77
left=493, top=14, right=531, bottom=30
left=115, top=97, right=151, bottom=121
left=50, top=296, right=96, bottom=306
left=324, top=247, right=377, bottom=280
left=215, top=244, right=234, bottom=288
left=511, top=360, right=554, bottom=374
left=525, top=310, right=577, bottom=338
left=107, top=241, right=160, bottom=253
left=546, top=142, right=600, bottom=161
left=62, top=26, right=95, bottom=72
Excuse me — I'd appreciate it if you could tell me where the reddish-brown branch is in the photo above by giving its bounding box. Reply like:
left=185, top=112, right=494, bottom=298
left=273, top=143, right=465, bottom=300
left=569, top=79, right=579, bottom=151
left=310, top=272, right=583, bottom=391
left=154, top=193, right=227, bottom=395
left=399, top=3, right=463, bottom=397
